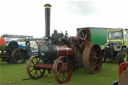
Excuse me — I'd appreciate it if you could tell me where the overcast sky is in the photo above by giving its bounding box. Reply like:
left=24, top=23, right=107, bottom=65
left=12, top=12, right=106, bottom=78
left=0, top=0, right=128, bottom=38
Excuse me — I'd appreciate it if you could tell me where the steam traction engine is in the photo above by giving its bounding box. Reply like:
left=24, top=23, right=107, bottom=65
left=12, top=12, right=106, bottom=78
left=26, top=4, right=103, bottom=83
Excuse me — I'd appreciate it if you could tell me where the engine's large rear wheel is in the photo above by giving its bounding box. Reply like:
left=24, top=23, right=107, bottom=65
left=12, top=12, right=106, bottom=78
left=82, top=43, right=102, bottom=74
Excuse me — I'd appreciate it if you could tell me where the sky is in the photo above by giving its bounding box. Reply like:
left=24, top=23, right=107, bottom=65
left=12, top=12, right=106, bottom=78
left=0, top=0, right=128, bottom=38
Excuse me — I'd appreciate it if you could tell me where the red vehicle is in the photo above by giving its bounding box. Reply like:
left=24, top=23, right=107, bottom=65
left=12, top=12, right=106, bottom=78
left=0, top=37, right=6, bottom=46
left=113, top=62, right=128, bottom=85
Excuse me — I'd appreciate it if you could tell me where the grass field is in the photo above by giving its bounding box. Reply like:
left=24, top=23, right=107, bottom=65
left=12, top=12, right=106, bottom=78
left=0, top=60, right=119, bottom=85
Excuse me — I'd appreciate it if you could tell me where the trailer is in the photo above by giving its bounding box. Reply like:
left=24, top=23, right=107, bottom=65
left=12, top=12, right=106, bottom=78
left=77, top=27, right=109, bottom=50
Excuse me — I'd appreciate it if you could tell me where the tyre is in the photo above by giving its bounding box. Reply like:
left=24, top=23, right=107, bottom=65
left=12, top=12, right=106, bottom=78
left=103, top=49, right=108, bottom=62
left=117, top=48, right=128, bottom=64
left=6, top=41, right=19, bottom=55
left=104, top=47, right=115, bottom=63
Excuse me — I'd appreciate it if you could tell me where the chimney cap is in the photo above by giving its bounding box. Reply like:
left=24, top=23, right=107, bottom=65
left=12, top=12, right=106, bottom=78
left=44, top=4, right=51, bottom=8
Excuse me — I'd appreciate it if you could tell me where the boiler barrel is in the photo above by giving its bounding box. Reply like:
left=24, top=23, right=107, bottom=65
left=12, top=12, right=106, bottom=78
left=39, top=42, right=75, bottom=58
left=56, top=45, right=75, bottom=56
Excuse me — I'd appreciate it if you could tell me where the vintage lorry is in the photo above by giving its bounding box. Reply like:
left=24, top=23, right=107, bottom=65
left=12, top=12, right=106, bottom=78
left=77, top=27, right=128, bottom=64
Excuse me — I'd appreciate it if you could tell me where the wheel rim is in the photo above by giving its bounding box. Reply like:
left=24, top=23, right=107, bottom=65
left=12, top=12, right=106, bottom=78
left=82, top=44, right=102, bottom=74
left=26, top=56, right=45, bottom=79
left=89, top=45, right=102, bottom=72
left=12, top=49, right=26, bottom=64
left=53, top=56, right=72, bottom=83
left=77, top=29, right=89, bottom=50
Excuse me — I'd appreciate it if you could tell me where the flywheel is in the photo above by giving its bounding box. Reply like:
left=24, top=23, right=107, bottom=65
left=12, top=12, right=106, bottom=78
left=82, top=43, right=102, bottom=74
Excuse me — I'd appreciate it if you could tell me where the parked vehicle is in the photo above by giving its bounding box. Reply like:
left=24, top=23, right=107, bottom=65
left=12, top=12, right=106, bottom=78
left=104, top=28, right=128, bottom=64
left=0, top=39, right=27, bottom=64
left=113, top=62, right=128, bottom=85
left=0, top=34, right=40, bottom=64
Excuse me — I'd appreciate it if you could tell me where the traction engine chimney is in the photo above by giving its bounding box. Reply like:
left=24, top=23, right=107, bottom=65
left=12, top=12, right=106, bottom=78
left=44, top=4, right=51, bottom=39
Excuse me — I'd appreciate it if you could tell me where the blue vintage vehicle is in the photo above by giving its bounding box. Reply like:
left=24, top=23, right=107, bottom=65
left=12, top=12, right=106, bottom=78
left=0, top=34, right=40, bottom=64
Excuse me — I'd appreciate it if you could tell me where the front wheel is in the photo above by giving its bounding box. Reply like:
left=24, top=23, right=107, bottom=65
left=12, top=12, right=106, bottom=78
left=26, top=56, right=45, bottom=79
left=117, top=48, right=128, bottom=65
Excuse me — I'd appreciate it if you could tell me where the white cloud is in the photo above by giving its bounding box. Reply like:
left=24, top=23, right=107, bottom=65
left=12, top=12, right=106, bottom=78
left=0, top=0, right=128, bottom=37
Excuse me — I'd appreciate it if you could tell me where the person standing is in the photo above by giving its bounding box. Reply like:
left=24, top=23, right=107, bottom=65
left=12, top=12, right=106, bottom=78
left=25, top=39, right=31, bottom=58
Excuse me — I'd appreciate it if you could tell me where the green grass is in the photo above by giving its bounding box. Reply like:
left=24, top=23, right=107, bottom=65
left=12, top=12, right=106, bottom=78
left=0, top=60, right=119, bottom=85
